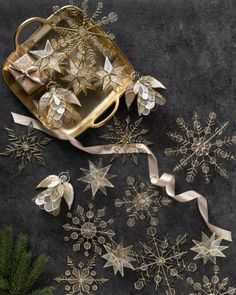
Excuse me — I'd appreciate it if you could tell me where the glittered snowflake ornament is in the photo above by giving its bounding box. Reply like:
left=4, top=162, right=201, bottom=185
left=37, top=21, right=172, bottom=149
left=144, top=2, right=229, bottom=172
left=191, top=232, right=228, bottom=265
left=63, top=203, right=115, bottom=257
left=34, top=171, right=74, bottom=216
left=100, top=116, right=152, bottom=165
left=187, top=265, right=236, bottom=295
left=115, top=176, right=172, bottom=227
left=125, top=75, right=166, bottom=116
left=134, top=227, right=197, bottom=293
left=51, top=1, right=118, bottom=65
left=78, top=159, right=116, bottom=198
left=0, top=123, right=51, bottom=173
left=102, top=242, right=136, bottom=277
left=55, top=256, right=108, bottom=295
left=165, top=112, right=236, bottom=183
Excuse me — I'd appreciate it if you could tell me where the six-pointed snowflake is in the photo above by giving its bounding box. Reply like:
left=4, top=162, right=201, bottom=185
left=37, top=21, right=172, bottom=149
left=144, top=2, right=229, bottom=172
left=55, top=256, right=108, bottom=295
left=100, top=116, right=152, bottom=165
left=134, top=227, right=197, bottom=294
left=165, top=112, right=236, bottom=183
left=115, top=176, right=172, bottom=227
left=187, top=265, right=236, bottom=295
left=63, top=203, right=115, bottom=257
left=51, top=0, right=118, bottom=65
left=0, top=123, right=51, bottom=173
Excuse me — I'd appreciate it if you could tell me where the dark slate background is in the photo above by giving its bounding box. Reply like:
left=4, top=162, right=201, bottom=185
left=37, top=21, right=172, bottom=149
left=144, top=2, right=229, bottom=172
left=0, top=0, right=235, bottom=294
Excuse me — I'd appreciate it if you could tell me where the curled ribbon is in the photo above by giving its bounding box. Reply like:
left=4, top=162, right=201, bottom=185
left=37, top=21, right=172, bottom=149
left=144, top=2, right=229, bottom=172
left=11, top=112, right=232, bottom=242
left=9, top=61, right=43, bottom=85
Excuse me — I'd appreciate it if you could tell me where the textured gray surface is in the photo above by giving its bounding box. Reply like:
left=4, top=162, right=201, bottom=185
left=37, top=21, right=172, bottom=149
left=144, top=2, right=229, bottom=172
left=0, top=0, right=235, bottom=294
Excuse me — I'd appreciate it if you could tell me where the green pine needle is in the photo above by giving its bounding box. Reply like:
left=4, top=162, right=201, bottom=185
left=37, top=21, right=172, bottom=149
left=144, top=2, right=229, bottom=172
left=0, top=226, right=54, bottom=295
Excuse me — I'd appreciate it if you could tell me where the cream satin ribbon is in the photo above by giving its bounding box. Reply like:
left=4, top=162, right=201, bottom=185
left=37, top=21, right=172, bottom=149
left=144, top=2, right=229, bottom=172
left=11, top=112, right=232, bottom=242
left=9, top=62, right=43, bottom=85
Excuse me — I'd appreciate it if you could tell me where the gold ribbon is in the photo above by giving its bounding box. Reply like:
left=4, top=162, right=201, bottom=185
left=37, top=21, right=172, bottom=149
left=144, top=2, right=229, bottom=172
left=11, top=112, right=232, bottom=242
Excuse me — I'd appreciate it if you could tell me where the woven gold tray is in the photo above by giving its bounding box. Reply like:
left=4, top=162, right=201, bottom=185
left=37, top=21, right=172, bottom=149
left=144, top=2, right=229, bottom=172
left=2, top=5, right=135, bottom=137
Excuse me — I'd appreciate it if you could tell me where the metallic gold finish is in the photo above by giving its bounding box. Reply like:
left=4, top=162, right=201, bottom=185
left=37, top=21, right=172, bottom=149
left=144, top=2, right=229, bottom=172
left=2, top=5, right=135, bottom=137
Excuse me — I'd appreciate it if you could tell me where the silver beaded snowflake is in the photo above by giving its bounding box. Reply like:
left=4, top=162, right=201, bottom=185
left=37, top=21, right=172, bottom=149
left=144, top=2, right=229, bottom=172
left=134, top=227, right=197, bottom=294
left=55, top=256, right=108, bottom=295
left=165, top=112, right=236, bottom=183
left=100, top=116, right=152, bottom=165
left=63, top=203, right=115, bottom=257
left=187, top=265, right=236, bottom=295
left=115, top=176, right=172, bottom=227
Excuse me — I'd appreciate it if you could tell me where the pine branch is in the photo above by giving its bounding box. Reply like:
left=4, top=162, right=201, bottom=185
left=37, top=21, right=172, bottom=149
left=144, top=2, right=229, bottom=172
left=22, top=254, right=49, bottom=294
left=0, top=226, right=13, bottom=277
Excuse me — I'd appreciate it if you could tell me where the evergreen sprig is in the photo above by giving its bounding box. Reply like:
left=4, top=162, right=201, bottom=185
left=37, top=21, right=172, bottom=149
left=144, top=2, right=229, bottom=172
left=0, top=226, right=54, bottom=295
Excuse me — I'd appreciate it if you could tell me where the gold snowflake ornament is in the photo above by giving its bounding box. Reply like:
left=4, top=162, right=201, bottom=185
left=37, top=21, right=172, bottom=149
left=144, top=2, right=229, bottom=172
left=134, top=227, right=197, bottom=293
left=165, top=112, right=236, bottom=183
left=115, top=176, right=172, bottom=227
left=62, top=59, right=96, bottom=96
left=63, top=203, right=115, bottom=257
left=102, top=242, right=136, bottom=277
left=30, top=40, right=62, bottom=76
left=55, top=256, right=108, bottom=295
left=187, top=265, right=236, bottom=295
left=51, top=1, right=118, bottom=65
left=95, top=57, right=127, bottom=91
left=100, top=116, right=152, bottom=165
left=78, top=159, right=116, bottom=198
left=34, top=171, right=74, bottom=216
left=191, top=232, right=228, bottom=265
left=0, top=123, right=51, bottom=173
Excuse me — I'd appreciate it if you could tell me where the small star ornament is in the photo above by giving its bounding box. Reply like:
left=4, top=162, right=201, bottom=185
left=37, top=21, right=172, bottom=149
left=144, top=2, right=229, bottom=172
left=30, top=40, right=62, bottom=76
left=191, top=232, right=228, bottom=265
left=95, top=57, right=127, bottom=91
left=78, top=159, right=116, bottom=198
left=34, top=171, right=74, bottom=216
left=62, top=59, right=96, bottom=95
left=102, top=242, right=136, bottom=277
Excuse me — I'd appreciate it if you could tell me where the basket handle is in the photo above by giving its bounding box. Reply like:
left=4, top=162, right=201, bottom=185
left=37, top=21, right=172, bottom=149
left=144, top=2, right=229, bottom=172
left=91, top=97, right=120, bottom=128
left=15, top=17, right=49, bottom=50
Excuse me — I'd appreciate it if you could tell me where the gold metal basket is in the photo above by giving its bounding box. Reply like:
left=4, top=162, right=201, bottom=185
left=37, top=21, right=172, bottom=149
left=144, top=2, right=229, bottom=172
left=2, top=5, right=135, bottom=137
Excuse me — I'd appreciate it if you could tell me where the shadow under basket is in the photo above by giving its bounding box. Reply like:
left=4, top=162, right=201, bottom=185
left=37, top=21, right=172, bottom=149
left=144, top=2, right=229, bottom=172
left=2, top=5, right=135, bottom=138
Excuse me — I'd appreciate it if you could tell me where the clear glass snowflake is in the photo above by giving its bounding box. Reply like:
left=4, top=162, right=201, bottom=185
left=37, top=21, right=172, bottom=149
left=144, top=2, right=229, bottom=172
left=100, top=116, right=152, bottom=165
left=165, top=112, right=236, bottom=183
left=63, top=203, right=115, bottom=257
left=51, top=0, right=118, bottom=65
left=55, top=256, right=108, bottom=294
left=115, top=176, right=172, bottom=227
left=187, top=265, right=236, bottom=295
left=134, top=227, right=197, bottom=294
left=0, top=123, right=51, bottom=173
